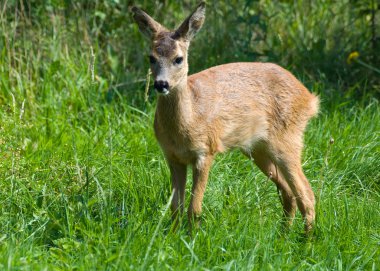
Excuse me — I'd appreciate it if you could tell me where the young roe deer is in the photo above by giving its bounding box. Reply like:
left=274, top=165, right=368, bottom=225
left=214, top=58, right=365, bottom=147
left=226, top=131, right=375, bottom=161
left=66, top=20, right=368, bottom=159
left=132, top=2, right=319, bottom=233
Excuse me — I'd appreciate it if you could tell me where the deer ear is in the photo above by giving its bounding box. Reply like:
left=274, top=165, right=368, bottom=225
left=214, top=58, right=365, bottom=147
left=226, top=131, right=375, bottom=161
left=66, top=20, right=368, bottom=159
left=174, top=2, right=206, bottom=41
left=131, top=6, right=163, bottom=39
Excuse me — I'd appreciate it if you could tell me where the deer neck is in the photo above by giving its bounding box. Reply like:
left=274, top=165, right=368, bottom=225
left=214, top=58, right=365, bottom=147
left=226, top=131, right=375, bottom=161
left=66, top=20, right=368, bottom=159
left=156, top=76, right=193, bottom=130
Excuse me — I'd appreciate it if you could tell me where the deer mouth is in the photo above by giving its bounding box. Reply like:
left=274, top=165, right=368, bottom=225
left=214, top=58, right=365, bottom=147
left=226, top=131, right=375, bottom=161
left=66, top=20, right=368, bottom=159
left=154, top=80, right=170, bottom=95
left=156, top=88, right=170, bottom=96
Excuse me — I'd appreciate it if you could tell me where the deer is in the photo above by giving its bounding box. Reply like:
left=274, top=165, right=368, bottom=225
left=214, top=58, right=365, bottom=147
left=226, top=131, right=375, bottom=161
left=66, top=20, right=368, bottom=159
left=131, top=2, right=319, bottom=233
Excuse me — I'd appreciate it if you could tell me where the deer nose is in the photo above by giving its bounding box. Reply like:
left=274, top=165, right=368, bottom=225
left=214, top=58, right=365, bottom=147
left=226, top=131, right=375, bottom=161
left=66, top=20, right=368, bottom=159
left=154, top=80, right=169, bottom=93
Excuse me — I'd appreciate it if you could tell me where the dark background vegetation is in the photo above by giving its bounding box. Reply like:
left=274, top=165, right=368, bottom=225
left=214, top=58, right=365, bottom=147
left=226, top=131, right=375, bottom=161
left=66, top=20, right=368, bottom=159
left=1, top=0, right=379, bottom=107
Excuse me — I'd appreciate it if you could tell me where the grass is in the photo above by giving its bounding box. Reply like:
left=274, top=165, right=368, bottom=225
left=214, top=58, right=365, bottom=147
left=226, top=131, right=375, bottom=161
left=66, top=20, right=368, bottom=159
left=1, top=1, right=379, bottom=270
left=0, top=50, right=379, bottom=270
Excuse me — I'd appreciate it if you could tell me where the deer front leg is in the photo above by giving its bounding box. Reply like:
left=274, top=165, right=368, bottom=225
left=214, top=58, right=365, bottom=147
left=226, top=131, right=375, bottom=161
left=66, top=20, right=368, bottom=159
left=188, top=155, right=213, bottom=231
left=168, top=161, right=187, bottom=228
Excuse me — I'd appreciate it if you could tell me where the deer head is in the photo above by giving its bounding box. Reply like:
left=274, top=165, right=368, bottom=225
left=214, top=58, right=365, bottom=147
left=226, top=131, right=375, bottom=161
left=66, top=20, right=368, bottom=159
left=132, top=2, right=206, bottom=95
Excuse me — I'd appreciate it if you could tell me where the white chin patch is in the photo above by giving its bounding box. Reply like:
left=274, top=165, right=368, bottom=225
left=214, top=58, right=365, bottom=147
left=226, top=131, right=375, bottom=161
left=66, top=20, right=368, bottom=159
left=157, top=88, right=169, bottom=96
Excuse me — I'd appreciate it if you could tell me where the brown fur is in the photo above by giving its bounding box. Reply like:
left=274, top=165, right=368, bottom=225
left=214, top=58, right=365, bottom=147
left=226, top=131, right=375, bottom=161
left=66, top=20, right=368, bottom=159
left=132, top=2, right=319, bottom=233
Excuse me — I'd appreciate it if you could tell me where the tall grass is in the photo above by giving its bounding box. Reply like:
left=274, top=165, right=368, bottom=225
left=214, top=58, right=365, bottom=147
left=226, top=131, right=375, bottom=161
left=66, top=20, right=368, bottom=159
left=1, top=0, right=378, bottom=105
left=0, top=1, right=379, bottom=270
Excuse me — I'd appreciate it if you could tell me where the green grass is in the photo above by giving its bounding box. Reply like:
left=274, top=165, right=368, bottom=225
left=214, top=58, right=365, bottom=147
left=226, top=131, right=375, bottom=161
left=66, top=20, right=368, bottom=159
left=0, top=51, right=379, bottom=270
left=1, top=1, right=380, bottom=270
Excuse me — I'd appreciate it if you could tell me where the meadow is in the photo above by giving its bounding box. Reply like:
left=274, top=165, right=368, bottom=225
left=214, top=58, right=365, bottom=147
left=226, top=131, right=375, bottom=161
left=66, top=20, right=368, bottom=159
left=0, top=1, right=379, bottom=270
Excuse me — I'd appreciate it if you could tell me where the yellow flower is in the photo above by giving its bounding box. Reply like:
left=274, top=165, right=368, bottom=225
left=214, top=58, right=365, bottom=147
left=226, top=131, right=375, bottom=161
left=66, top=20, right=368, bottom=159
left=347, top=51, right=359, bottom=64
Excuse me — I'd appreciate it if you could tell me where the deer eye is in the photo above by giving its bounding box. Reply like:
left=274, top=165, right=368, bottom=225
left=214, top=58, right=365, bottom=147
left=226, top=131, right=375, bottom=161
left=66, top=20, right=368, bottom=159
left=149, top=55, right=157, bottom=64
left=174, top=57, right=183, bottom=65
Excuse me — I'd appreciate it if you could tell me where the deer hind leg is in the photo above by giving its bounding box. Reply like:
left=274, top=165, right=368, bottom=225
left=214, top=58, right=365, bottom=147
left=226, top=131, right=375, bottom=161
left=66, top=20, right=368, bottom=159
left=168, top=161, right=187, bottom=228
left=188, top=155, right=214, bottom=231
left=273, top=145, right=315, bottom=233
left=251, top=148, right=297, bottom=225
